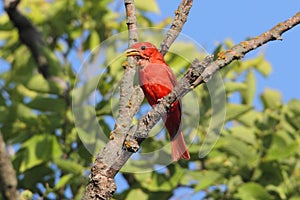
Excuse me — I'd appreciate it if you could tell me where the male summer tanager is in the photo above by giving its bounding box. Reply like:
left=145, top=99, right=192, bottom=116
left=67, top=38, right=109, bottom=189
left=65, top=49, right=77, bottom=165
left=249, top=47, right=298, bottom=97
left=126, top=42, right=190, bottom=161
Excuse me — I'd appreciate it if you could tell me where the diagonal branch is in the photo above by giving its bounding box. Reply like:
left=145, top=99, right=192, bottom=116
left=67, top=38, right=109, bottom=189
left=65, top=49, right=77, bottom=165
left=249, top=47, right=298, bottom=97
left=3, top=0, right=68, bottom=92
left=4, top=0, right=48, bottom=78
left=160, top=0, right=193, bottom=56
left=130, top=12, right=300, bottom=143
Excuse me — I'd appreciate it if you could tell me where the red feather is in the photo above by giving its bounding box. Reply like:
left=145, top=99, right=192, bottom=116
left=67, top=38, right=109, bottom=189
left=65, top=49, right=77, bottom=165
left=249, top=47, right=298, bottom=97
left=130, top=42, right=190, bottom=161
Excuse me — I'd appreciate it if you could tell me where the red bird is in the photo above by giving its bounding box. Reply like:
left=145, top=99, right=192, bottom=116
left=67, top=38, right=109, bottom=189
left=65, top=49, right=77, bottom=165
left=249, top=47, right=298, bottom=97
left=126, top=42, right=190, bottom=161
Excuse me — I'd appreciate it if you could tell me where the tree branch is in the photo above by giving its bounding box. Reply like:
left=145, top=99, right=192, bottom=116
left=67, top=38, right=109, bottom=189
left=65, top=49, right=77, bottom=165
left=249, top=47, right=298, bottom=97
left=82, top=0, right=144, bottom=199
left=160, top=0, right=193, bottom=56
left=4, top=0, right=48, bottom=78
left=129, top=12, right=300, bottom=145
left=0, top=133, right=19, bottom=200
left=3, top=0, right=68, bottom=92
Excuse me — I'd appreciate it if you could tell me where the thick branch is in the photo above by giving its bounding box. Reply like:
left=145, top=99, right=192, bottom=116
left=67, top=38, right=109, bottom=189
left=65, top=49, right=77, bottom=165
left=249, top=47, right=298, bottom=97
left=0, top=133, right=19, bottom=200
left=82, top=0, right=143, bottom=199
left=160, top=0, right=193, bottom=56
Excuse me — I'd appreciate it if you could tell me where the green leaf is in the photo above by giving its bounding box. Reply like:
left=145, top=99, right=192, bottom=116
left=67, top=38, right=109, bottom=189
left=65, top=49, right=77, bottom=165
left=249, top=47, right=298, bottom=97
left=19, top=164, right=54, bottom=191
left=20, top=190, right=33, bottom=200
left=224, top=39, right=235, bottom=48
left=256, top=59, right=272, bottom=77
left=134, top=167, right=183, bottom=192
left=237, top=109, right=261, bottom=127
left=54, top=174, right=74, bottom=190
left=26, top=75, right=63, bottom=94
left=26, top=97, right=66, bottom=112
left=236, top=182, right=274, bottom=200
left=253, top=161, right=283, bottom=187
left=13, top=103, right=36, bottom=121
left=226, top=103, right=253, bottom=121
left=239, top=56, right=263, bottom=73
left=290, top=197, right=300, bottom=200
left=261, top=88, right=282, bottom=109
left=239, top=55, right=272, bottom=77
left=284, top=99, right=300, bottom=130
left=218, top=135, right=258, bottom=165
left=18, top=134, right=63, bottom=172
left=241, top=70, right=256, bottom=105
left=194, top=170, right=222, bottom=191
left=53, top=159, right=84, bottom=175
left=286, top=99, right=300, bottom=114
left=225, top=82, right=246, bottom=93
left=0, top=106, right=9, bottom=122
left=72, top=76, right=99, bottom=105
left=125, top=189, right=148, bottom=200
left=89, top=31, right=100, bottom=50
left=265, top=133, right=299, bottom=161
left=135, top=0, right=160, bottom=13
left=229, top=126, right=256, bottom=145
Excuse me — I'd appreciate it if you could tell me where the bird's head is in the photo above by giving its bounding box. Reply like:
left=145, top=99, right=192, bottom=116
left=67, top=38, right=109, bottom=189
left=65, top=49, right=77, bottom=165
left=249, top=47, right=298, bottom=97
left=125, top=42, right=161, bottom=60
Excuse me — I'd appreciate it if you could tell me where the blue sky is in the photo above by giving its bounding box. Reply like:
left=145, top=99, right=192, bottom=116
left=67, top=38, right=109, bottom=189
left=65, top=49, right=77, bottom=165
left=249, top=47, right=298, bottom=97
left=154, top=1, right=300, bottom=105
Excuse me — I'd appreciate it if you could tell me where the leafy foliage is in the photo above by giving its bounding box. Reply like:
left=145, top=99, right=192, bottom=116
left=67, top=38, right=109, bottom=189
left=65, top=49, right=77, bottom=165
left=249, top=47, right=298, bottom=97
left=0, top=0, right=299, bottom=199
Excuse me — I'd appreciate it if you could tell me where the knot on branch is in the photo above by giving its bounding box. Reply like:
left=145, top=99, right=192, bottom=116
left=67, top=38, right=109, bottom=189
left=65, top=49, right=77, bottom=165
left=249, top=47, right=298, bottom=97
left=184, top=55, right=214, bottom=88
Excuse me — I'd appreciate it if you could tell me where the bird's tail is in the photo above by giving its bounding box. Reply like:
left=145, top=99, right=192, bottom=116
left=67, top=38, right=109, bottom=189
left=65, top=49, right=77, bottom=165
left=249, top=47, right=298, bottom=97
left=171, top=132, right=190, bottom=161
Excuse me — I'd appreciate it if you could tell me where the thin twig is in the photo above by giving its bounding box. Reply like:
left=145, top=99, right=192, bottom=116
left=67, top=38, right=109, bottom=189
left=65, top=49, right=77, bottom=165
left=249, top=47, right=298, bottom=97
left=160, top=0, right=193, bottom=56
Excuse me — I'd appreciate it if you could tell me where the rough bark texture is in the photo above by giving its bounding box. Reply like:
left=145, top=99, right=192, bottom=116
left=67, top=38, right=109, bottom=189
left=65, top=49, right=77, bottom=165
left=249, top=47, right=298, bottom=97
left=160, top=0, right=193, bottom=56
left=0, top=133, right=19, bottom=200
left=82, top=0, right=143, bottom=199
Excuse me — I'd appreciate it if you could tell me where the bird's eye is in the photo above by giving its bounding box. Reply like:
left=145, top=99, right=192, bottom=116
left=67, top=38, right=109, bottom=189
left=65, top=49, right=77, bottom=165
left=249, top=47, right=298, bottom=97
left=141, top=45, right=146, bottom=50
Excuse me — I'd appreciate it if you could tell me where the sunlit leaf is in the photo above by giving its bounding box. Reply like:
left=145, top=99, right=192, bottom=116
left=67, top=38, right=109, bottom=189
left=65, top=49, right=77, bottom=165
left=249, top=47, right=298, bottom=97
left=225, top=82, right=246, bottom=93
left=241, top=70, right=256, bottom=105
left=236, top=182, right=273, bottom=200
left=225, top=103, right=253, bottom=121
left=26, top=75, right=64, bottom=94
left=53, top=159, right=84, bottom=175
left=18, top=134, right=63, bottom=172
left=261, top=88, right=282, bottom=109
left=229, top=126, right=256, bottom=145
left=256, top=60, right=272, bottom=77
left=265, top=133, right=299, bottom=161
left=54, top=174, right=74, bottom=190
left=89, top=31, right=100, bottom=50
left=194, top=170, right=222, bottom=191
left=135, top=0, right=160, bottom=13
left=126, top=189, right=148, bottom=200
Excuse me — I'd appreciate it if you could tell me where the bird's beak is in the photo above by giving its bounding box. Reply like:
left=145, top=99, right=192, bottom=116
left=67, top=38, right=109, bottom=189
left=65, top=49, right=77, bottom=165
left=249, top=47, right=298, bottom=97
left=125, top=48, right=141, bottom=57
